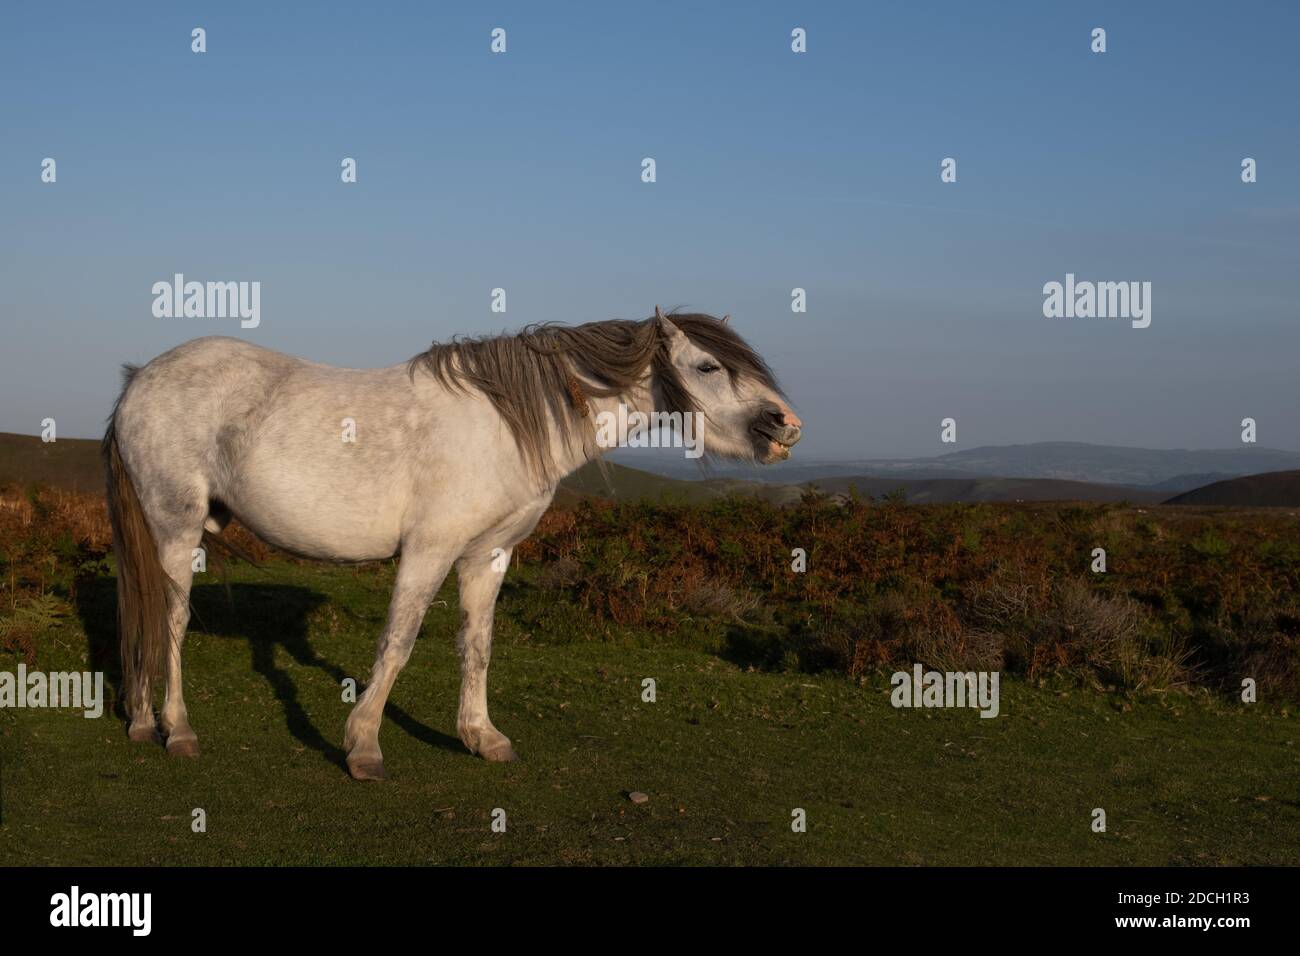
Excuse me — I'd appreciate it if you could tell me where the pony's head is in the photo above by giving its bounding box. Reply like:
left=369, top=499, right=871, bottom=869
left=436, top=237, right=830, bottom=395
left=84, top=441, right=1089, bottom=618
left=410, top=307, right=803, bottom=481
left=650, top=307, right=802, bottom=464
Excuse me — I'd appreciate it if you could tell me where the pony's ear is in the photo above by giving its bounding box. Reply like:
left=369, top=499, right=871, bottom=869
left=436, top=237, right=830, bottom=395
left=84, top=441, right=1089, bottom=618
left=721, top=314, right=731, bottom=324
left=655, top=306, right=690, bottom=360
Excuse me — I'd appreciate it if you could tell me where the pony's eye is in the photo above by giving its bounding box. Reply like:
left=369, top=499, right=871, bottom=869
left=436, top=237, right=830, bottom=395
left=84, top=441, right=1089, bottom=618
left=697, top=362, right=721, bottom=374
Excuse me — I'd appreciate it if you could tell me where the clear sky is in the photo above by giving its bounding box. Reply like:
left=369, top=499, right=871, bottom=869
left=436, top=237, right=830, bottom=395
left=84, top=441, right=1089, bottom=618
left=2, top=1, right=1297, bottom=458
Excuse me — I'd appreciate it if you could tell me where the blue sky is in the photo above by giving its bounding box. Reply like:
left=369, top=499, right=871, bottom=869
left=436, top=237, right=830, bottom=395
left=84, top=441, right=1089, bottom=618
left=2, top=1, right=1297, bottom=458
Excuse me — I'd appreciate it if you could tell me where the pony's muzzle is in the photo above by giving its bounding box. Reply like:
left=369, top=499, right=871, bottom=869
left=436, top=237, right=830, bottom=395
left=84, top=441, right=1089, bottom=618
left=753, top=405, right=802, bottom=459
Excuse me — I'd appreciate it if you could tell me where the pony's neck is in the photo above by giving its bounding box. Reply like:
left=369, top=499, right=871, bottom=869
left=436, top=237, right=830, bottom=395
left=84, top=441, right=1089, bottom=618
left=548, top=376, right=657, bottom=480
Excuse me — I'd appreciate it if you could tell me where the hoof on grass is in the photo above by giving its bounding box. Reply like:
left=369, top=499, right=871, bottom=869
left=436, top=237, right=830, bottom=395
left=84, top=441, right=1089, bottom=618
left=347, top=758, right=388, bottom=782
left=128, top=725, right=160, bottom=744
left=166, top=736, right=200, bottom=758
left=480, top=743, right=519, bottom=763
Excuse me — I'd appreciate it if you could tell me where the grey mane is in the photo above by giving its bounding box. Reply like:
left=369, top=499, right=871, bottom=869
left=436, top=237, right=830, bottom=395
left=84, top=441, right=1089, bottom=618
left=408, top=311, right=783, bottom=482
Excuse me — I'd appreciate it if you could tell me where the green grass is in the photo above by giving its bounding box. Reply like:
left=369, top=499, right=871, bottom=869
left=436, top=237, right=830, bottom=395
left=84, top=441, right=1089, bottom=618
left=2, top=557, right=1298, bottom=865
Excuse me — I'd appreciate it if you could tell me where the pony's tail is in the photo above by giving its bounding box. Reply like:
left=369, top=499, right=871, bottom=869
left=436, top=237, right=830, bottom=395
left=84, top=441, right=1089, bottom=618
left=102, top=415, right=173, bottom=720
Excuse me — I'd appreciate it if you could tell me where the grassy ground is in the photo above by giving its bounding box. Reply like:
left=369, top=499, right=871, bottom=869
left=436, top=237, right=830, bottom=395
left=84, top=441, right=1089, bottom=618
left=2, top=557, right=1297, bottom=865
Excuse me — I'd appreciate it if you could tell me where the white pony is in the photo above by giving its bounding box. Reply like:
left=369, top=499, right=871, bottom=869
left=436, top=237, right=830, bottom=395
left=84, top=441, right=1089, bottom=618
left=104, top=308, right=802, bottom=779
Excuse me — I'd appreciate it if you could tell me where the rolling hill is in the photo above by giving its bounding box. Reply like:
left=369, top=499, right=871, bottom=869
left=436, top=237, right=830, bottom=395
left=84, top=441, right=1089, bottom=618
left=0, top=431, right=1290, bottom=507
left=805, top=475, right=1166, bottom=504
left=0, top=431, right=778, bottom=504
left=628, top=441, right=1300, bottom=489
left=0, top=431, right=104, bottom=492
left=1165, top=470, right=1300, bottom=507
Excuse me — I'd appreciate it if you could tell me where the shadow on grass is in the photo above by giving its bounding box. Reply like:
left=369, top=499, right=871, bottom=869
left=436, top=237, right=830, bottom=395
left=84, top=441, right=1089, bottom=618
left=75, top=576, right=463, bottom=775
left=719, top=619, right=848, bottom=675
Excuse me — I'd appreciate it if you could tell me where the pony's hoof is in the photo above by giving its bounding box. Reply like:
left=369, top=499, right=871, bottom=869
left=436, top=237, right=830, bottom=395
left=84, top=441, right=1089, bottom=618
left=166, top=736, right=200, bottom=758
left=348, top=758, right=388, bottom=782
left=480, top=742, right=518, bottom=763
left=128, top=725, right=160, bottom=744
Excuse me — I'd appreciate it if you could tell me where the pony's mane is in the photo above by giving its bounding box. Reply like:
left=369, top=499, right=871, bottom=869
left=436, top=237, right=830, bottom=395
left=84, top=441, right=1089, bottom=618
left=407, top=311, right=782, bottom=483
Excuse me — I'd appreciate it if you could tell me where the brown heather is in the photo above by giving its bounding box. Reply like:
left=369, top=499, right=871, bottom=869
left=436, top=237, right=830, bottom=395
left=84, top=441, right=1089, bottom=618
left=514, top=494, right=1300, bottom=697
left=3, top=483, right=1298, bottom=698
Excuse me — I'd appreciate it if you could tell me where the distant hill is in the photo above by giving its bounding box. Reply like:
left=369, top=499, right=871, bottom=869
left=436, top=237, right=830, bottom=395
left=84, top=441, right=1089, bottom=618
left=806, top=475, right=1166, bottom=504
left=627, top=441, right=1300, bottom=488
left=563, top=466, right=1167, bottom=506
left=1142, top=473, right=1240, bottom=494
left=0, top=432, right=774, bottom=504
left=558, top=466, right=1167, bottom=506
left=0, top=432, right=103, bottom=492
left=927, top=443, right=1300, bottom=487
left=1165, top=471, right=1300, bottom=507
left=0, top=431, right=1276, bottom=508
left=559, top=461, right=778, bottom=504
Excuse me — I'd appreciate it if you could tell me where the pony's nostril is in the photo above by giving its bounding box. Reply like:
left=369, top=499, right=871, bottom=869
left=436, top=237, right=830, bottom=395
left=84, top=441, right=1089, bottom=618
left=781, top=409, right=803, bottom=429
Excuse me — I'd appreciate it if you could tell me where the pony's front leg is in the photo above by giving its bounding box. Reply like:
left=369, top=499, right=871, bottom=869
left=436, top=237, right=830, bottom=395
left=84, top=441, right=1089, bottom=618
left=343, top=550, right=451, bottom=781
left=455, top=549, right=516, bottom=762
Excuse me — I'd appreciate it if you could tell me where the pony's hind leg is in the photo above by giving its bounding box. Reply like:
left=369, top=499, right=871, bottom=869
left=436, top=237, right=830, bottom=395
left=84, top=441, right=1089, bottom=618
left=455, top=549, right=515, bottom=762
left=158, top=538, right=200, bottom=756
left=122, top=494, right=202, bottom=754
left=126, top=679, right=159, bottom=742
left=344, top=549, right=453, bottom=781
left=123, top=528, right=202, bottom=750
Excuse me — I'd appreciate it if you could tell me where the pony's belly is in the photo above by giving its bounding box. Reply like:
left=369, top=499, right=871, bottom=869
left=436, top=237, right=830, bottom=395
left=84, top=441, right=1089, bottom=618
left=229, top=493, right=403, bottom=562
left=251, top=520, right=398, bottom=562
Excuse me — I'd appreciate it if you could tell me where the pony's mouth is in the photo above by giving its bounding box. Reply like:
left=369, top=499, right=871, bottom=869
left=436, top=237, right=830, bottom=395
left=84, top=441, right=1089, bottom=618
left=752, top=423, right=799, bottom=462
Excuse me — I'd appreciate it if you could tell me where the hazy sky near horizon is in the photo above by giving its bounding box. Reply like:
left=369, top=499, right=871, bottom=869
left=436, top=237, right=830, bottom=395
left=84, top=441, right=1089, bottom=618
left=2, top=1, right=1297, bottom=458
